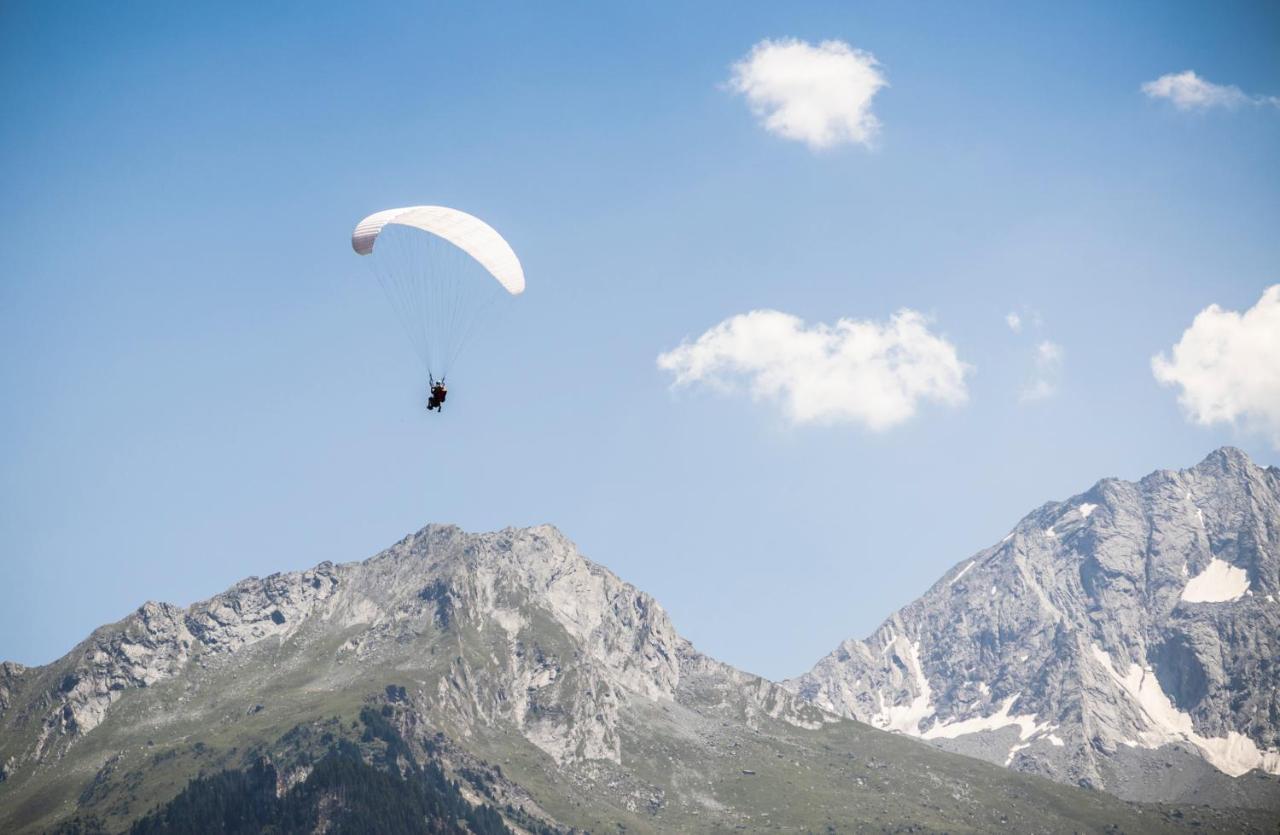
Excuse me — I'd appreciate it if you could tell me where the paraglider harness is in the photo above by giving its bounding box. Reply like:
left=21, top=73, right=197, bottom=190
left=426, top=376, right=448, bottom=413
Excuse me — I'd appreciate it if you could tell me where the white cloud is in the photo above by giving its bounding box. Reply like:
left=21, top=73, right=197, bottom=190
left=1021, top=340, right=1063, bottom=403
left=657, top=309, right=970, bottom=429
left=1152, top=285, right=1280, bottom=447
left=1005, top=312, right=1023, bottom=333
left=1141, top=70, right=1278, bottom=111
left=728, top=38, right=887, bottom=150
left=1037, top=340, right=1063, bottom=364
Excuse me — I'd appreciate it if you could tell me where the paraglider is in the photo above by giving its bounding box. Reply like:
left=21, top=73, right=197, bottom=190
left=426, top=380, right=447, bottom=412
left=352, top=206, right=524, bottom=413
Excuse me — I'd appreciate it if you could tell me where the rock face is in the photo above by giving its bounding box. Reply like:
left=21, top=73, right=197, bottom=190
left=0, top=527, right=711, bottom=773
left=786, top=447, right=1280, bottom=808
left=0, top=526, right=841, bottom=833
left=5, top=521, right=1267, bottom=833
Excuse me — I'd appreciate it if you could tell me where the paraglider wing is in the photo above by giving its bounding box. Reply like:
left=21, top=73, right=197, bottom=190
left=352, top=206, right=524, bottom=294
left=351, top=205, right=524, bottom=379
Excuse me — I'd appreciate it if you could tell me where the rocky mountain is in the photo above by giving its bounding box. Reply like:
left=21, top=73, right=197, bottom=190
left=3, top=523, right=1272, bottom=832
left=786, top=447, right=1280, bottom=810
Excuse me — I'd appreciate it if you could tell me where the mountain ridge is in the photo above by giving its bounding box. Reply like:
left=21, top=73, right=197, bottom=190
left=786, top=446, right=1280, bottom=809
left=5, top=517, right=1275, bottom=832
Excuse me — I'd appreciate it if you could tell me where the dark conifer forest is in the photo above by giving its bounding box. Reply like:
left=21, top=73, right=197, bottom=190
left=123, top=717, right=514, bottom=835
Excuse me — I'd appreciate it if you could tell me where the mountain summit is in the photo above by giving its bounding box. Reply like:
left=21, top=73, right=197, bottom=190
left=3, top=522, right=1268, bottom=832
left=786, top=447, right=1280, bottom=809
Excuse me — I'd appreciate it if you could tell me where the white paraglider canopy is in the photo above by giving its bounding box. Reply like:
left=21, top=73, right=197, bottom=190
left=352, top=205, right=524, bottom=295
left=352, top=205, right=524, bottom=379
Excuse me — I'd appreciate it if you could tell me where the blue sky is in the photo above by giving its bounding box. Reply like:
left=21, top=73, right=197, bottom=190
left=2, top=1, right=1278, bottom=681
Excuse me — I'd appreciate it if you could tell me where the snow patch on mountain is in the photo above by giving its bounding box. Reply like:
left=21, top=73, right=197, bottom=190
left=1181, top=558, right=1250, bottom=603
left=948, top=561, right=975, bottom=586
left=1090, top=645, right=1280, bottom=777
left=921, top=695, right=1045, bottom=743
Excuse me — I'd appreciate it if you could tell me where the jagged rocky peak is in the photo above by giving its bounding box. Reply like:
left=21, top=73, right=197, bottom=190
left=418, top=522, right=687, bottom=704
left=786, top=447, right=1280, bottom=808
left=183, top=558, right=342, bottom=654
left=6, top=522, right=693, bottom=771
left=400, top=524, right=678, bottom=653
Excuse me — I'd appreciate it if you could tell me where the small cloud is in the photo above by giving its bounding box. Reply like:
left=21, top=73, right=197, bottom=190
left=728, top=38, right=888, bottom=150
left=1037, top=340, right=1063, bottom=364
left=1006, top=311, right=1060, bottom=403
left=1021, top=340, right=1064, bottom=403
left=1141, top=70, right=1278, bottom=111
left=1152, top=285, right=1280, bottom=448
left=658, top=309, right=970, bottom=430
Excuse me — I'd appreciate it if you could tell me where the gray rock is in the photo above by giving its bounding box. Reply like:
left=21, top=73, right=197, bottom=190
left=0, top=524, right=817, bottom=774
left=785, top=447, right=1280, bottom=807
left=8, top=520, right=1263, bottom=833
